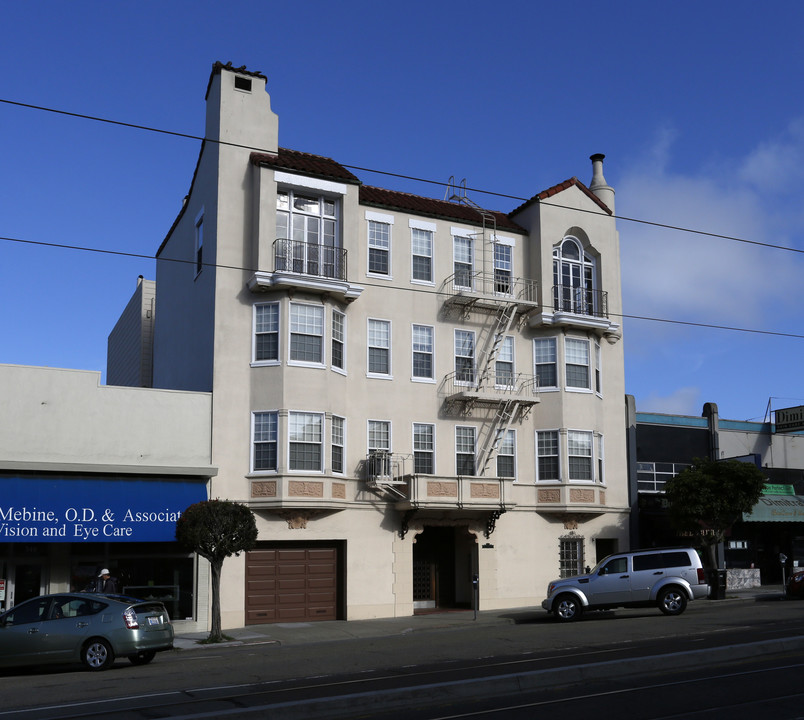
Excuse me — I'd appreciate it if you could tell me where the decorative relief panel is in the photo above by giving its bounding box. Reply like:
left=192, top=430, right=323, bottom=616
left=538, top=488, right=561, bottom=503
left=288, top=481, right=324, bottom=498
left=427, top=481, right=458, bottom=497
left=569, top=488, right=595, bottom=503
left=251, top=481, right=277, bottom=498
left=470, top=483, right=500, bottom=499
left=599, top=490, right=606, bottom=505
left=332, top=482, right=346, bottom=499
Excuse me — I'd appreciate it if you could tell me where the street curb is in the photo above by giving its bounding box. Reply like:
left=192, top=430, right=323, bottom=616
left=259, top=635, right=804, bottom=719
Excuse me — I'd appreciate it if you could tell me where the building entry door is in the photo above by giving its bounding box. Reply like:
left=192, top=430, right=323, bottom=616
left=412, top=526, right=476, bottom=611
left=6, top=562, right=44, bottom=609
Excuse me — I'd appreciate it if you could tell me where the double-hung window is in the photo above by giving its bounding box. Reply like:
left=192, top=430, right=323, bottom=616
left=496, top=336, right=515, bottom=387
left=456, top=426, right=476, bottom=476
left=254, top=302, right=279, bottom=363
left=290, top=303, right=324, bottom=365
left=410, top=220, right=434, bottom=283
left=368, top=220, right=390, bottom=276
left=565, top=337, right=590, bottom=390
left=332, top=310, right=345, bottom=372
left=453, top=235, right=473, bottom=289
left=537, top=430, right=560, bottom=481
left=594, top=341, right=602, bottom=394
left=368, top=319, right=391, bottom=376
left=534, top=338, right=557, bottom=389
left=413, top=423, right=435, bottom=474
left=568, top=430, right=593, bottom=481
left=496, top=430, right=515, bottom=478
left=454, top=330, right=475, bottom=385
left=493, top=242, right=512, bottom=295
left=331, top=416, right=345, bottom=474
left=412, top=324, right=434, bottom=380
left=289, top=412, right=323, bottom=471
left=253, top=411, right=278, bottom=472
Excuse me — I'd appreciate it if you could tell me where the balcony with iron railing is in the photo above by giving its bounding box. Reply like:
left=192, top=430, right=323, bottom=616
left=246, top=238, right=364, bottom=301
left=553, top=284, right=608, bottom=319
left=529, top=284, right=620, bottom=340
left=443, top=270, right=539, bottom=314
left=442, top=370, right=540, bottom=407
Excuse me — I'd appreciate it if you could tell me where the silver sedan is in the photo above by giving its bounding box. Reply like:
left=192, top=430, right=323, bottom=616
left=0, top=593, right=174, bottom=671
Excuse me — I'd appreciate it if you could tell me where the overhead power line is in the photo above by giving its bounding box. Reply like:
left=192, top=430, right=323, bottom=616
left=1, top=97, right=802, bottom=257
left=2, top=232, right=803, bottom=341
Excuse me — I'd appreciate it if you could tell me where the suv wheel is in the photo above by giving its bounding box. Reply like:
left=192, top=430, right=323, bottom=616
left=554, top=593, right=583, bottom=622
left=657, top=586, right=688, bottom=616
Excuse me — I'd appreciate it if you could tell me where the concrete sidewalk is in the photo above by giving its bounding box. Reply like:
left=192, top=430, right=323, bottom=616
left=173, top=585, right=786, bottom=651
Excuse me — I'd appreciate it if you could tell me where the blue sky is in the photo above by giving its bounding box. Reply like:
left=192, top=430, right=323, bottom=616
left=2, top=1, right=803, bottom=422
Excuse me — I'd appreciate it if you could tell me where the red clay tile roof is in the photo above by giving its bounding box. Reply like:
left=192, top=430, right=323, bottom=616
left=510, top=177, right=612, bottom=216
left=251, top=149, right=362, bottom=185
left=360, top=186, right=526, bottom=233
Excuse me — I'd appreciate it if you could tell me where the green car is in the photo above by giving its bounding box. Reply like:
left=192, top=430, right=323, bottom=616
left=0, top=593, right=174, bottom=671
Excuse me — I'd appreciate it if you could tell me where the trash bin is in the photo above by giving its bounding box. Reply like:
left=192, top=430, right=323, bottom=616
left=707, top=568, right=728, bottom=600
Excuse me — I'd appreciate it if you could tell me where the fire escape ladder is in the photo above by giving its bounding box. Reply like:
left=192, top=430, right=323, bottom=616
left=479, top=399, right=518, bottom=476
left=476, top=303, right=518, bottom=390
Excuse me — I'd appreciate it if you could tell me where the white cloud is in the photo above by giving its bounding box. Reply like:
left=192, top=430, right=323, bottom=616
left=638, top=386, right=702, bottom=416
left=617, top=125, right=804, bottom=330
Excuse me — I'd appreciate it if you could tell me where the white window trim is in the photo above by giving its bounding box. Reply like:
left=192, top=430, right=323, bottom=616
left=367, top=419, right=392, bottom=454
left=495, top=336, right=516, bottom=389
left=367, top=213, right=393, bottom=280
left=536, top=428, right=561, bottom=483
left=274, top=171, right=347, bottom=196
left=251, top=410, right=279, bottom=474
left=595, top=340, right=602, bottom=397
left=534, top=337, right=559, bottom=392
left=287, top=410, right=325, bottom=474
left=497, top=428, right=517, bottom=481
left=454, top=329, right=476, bottom=387
left=288, top=302, right=326, bottom=369
left=409, top=219, right=435, bottom=286
left=331, top=309, right=347, bottom=376
left=564, top=336, right=593, bottom=393
left=412, top=421, right=436, bottom=475
left=455, top=425, right=477, bottom=477
left=367, top=317, right=393, bottom=380
left=411, top=323, right=436, bottom=384
left=331, top=414, right=346, bottom=475
left=567, top=428, right=595, bottom=483
left=252, top=301, right=281, bottom=367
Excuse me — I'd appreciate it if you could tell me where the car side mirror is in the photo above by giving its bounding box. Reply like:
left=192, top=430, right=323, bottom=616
left=599, top=567, right=608, bottom=575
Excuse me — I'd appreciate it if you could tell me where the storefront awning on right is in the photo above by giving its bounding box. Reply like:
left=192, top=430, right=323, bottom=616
left=743, top=495, right=804, bottom=522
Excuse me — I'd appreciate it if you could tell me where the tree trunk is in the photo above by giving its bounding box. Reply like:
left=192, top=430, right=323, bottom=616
left=209, top=559, right=223, bottom=642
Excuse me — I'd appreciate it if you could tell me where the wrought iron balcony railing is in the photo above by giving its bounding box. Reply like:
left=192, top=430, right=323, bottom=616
left=552, top=284, right=608, bottom=319
left=273, top=238, right=348, bottom=281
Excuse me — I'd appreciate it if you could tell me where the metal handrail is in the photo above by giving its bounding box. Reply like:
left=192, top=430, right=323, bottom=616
left=445, top=271, right=538, bottom=304
left=273, top=238, right=348, bottom=281
left=552, top=284, right=608, bottom=318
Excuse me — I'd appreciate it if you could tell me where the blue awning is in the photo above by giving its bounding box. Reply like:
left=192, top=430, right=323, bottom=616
left=0, top=475, right=208, bottom=542
left=743, top=494, right=804, bottom=522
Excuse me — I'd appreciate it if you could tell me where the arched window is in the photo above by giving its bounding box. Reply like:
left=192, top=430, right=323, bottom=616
left=552, top=237, right=597, bottom=316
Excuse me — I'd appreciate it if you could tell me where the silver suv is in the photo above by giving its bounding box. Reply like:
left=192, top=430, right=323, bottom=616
left=541, top=547, right=709, bottom=622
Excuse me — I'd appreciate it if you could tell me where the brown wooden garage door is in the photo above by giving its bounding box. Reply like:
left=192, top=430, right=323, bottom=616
left=245, top=547, right=338, bottom=624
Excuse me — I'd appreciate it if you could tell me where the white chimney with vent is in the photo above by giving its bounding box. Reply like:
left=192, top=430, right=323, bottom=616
left=589, top=153, right=615, bottom=213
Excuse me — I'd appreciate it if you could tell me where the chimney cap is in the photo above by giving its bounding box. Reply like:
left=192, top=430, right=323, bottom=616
left=590, top=153, right=606, bottom=163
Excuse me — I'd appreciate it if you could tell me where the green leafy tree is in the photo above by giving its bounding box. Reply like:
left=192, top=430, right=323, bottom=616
left=175, top=499, right=258, bottom=642
left=664, top=457, right=765, bottom=569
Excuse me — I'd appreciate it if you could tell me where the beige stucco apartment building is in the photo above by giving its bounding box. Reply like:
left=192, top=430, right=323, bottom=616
left=146, top=62, right=630, bottom=628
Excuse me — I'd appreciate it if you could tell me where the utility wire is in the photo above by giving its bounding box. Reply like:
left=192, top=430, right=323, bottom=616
left=2, top=97, right=802, bottom=257
left=3, top=232, right=803, bottom=341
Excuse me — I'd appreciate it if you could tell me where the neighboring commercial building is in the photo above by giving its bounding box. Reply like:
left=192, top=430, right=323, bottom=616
left=0, top=363, right=215, bottom=630
left=106, top=276, right=155, bottom=388
left=113, top=61, right=631, bottom=628
left=627, top=398, right=804, bottom=584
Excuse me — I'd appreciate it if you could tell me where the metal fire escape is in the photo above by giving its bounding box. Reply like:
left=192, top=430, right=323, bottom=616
left=443, top=179, right=540, bottom=476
